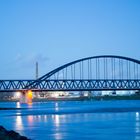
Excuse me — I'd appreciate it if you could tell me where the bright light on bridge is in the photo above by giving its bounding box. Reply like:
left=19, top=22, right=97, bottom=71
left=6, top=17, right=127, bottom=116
left=15, top=92, right=21, bottom=98
left=26, top=90, right=33, bottom=104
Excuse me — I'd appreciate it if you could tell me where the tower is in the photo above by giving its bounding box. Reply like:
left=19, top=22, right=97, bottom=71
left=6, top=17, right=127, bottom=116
left=36, top=62, right=38, bottom=79
left=35, top=62, right=39, bottom=98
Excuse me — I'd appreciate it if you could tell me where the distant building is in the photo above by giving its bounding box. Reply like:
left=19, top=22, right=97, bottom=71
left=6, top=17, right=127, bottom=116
left=91, top=91, right=102, bottom=96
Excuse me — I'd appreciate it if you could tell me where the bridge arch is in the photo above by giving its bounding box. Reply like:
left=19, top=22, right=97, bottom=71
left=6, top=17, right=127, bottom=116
left=38, top=55, right=140, bottom=81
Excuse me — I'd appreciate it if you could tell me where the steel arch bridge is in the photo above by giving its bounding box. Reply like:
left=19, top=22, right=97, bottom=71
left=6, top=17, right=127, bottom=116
left=1, top=55, right=140, bottom=92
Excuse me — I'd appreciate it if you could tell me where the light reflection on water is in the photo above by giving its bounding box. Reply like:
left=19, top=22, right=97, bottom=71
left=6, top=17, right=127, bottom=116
left=15, top=115, right=23, bottom=130
left=55, top=102, right=59, bottom=111
left=135, top=112, right=140, bottom=140
left=13, top=113, right=140, bottom=140
left=15, top=113, right=64, bottom=139
left=27, top=115, right=34, bottom=125
left=53, top=115, right=62, bottom=140
left=54, top=115, right=60, bottom=127
left=0, top=100, right=140, bottom=140
left=16, top=102, right=21, bottom=108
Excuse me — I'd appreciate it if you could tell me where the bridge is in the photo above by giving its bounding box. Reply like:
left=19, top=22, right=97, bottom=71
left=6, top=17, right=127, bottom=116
left=0, top=55, right=140, bottom=92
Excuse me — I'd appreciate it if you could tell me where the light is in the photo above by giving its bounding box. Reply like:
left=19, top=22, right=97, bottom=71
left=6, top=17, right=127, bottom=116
left=15, top=92, right=21, bottom=98
left=26, top=90, right=33, bottom=104
left=84, top=92, right=89, bottom=97
left=27, top=90, right=33, bottom=98
left=53, top=93, right=59, bottom=98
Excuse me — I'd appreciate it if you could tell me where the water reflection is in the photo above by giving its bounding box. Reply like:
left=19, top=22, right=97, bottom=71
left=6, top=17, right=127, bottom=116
left=55, top=102, right=59, bottom=111
left=135, top=112, right=140, bottom=140
left=52, top=115, right=63, bottom=140
left=136, top=112, right=139, bottom=120
left=54, top=115, right=60, bottom=127
left=15, top=115, right=23, bottom=130
left=54, top=133, right=63, bottom=140
left=16, top=102, right=21, bottom=108
left=28, top=115, right=48, bottom=123
left=27, top=115, right=33, bottom=125
left=15, top=113, right=63, bottom=140
left=27, top=102, right=32, bottom=108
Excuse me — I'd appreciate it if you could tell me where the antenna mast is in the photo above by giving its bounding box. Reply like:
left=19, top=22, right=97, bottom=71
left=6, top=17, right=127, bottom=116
left=36, top=62, right=38, bottom=79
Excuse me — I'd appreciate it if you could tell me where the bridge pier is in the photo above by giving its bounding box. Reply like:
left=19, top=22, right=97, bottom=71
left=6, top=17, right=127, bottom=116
left=20, top=90, right=33, bottom=104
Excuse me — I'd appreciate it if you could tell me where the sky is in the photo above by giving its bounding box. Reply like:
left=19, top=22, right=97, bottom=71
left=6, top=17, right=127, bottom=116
left=0, top=0, right=140, bottom=79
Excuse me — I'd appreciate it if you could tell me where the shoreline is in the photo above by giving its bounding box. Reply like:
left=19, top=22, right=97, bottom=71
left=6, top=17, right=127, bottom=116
left=0, top=107, right=26, bottom=110
left=0, top=126, right=30, bottom=140
left=0, top=95, right=140, bottom=102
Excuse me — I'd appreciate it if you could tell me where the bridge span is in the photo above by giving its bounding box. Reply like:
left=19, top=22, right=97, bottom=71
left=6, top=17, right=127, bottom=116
left=0, top=55, right=140, bottom=92
left=0, top=79, right=140, bottom=92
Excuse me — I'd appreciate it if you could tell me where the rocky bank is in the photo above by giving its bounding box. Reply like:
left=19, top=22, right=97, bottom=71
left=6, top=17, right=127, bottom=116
left=0, top=126, right=30, bottom=140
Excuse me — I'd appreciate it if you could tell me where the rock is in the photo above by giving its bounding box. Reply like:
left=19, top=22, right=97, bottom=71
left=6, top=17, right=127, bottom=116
left=0, top=126, right=7, bottom=133
left=7, top=130, right=21, bottom=139
left=0, top=126, right=30, bottom=140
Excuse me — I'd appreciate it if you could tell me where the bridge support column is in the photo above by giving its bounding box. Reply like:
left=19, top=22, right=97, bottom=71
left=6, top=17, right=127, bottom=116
left=20, top=90, right=33, bottom=104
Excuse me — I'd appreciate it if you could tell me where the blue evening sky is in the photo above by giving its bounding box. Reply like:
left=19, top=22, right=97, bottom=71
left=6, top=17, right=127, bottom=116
left=0, top=0, right=140, bottom=79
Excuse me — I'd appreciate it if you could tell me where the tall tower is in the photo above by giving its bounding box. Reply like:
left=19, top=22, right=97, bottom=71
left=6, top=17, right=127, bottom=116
left=35, top=62, right=39, bottom=98
left=36, top=62, right=38, bottom=79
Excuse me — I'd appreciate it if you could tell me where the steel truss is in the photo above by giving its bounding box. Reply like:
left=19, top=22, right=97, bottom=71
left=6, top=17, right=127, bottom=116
left=0, top=79, right=140, bottom=92
left=0, top=80, right=34, bottom=92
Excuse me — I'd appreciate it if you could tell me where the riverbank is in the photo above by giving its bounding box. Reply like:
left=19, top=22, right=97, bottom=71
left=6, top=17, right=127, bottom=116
left=0, top=107, right=25, bottom=110
left=91, top=94, right=140, bottom=100
left=0, top=94, right=140, bottom=102
left=0, top=126, right=30, bottom=140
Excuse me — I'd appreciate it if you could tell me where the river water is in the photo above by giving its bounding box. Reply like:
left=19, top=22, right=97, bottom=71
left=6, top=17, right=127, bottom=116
left=0, top=100, right=140, bottom=140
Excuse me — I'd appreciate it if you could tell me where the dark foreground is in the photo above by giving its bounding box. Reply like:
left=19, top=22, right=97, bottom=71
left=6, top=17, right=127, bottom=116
left=0, top=126, right=30, bottom=140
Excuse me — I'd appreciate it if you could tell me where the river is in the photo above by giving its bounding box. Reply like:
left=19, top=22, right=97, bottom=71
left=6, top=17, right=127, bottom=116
left=0, top=100, right=140, bottom=140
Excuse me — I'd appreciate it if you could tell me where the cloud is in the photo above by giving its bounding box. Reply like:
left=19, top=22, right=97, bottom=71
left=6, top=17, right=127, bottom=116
left=14, top=52, right=49, bottom=69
